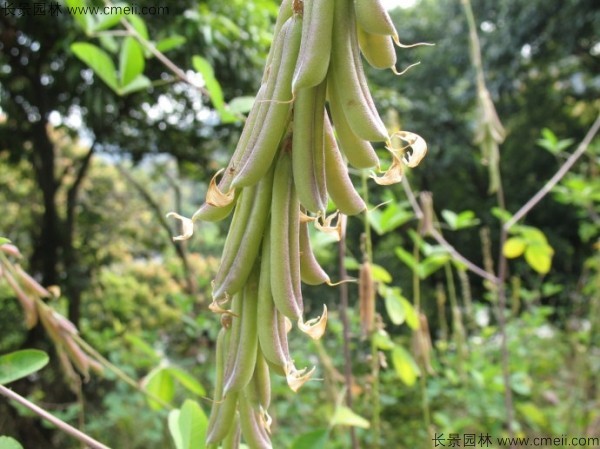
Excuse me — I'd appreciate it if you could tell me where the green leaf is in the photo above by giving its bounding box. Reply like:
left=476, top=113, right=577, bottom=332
left=372, top=331, right=395, bottom=351
left=119, top=75, right=151, bottom=95
left=503, top=237, right=526, bottom=258
left=381, top=287, right=406, bottom=325
left=441, top=209, right=457, bottom=229
left=291, top=428, right=329, bottom=449
left=228, top=96, right=256, bottom=115
left=395, top=247, right=419, bottom=274
left=125, top=334, right=160, bottom=361
left=119, top=37, right=145, bottom=87
left=155, top=36, right=187, bottom=53
left=168, top=410, right=183, bottom=449
left=143, top=367, right=175, bottom=410
left=491, top=207, right=513, bottom=223
left=344, top=256, right=360, bottom=271
left=0, top=237, right=11, bottom=245
left=370, top=264, right=392, bottom=284
left=192, top=56, right=237, bottom=124
left=125, top=15, right=149, bottom=40
left=516, top=402, right=548, bottom=429
left=330, top=405, right=370, bottom=429
left=0, top=437, right=23, bottom=449
left=71, top=43, right=119, bottom=92
left=524, top=243, right=553, bottom=274
left=0, top=350, right=49, bottom=385
left=179, top=400, right=207, bottom=449
left=166, top=366, right=206, bottom=396
left=442, top=209, right=480, bottom=230
left=391, top=346, right=420, bottom=386
left=65, top=0, right=93, bottom=33
left=401, top=298, right=420, bottom=330
left=91, top=4, right=125, bottom=32
left=420, top=254, right=450, bottom=278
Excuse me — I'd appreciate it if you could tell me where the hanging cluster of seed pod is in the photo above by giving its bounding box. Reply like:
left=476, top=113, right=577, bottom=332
left=169, top=0, right=427, bottom=446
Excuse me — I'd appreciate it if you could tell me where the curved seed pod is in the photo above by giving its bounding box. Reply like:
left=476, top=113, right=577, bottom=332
left=257, top=231, right=293, bottom=373
left=205, top=391, right=239, bottom=445
left=246, top=347, right=272, bottom=410
left=212, top=165, right=275, bottom=300
left=232, top=16, right=303, bottom=189
left=357, top=25, right=396, bottom=70
left=211, top=186, right=256, bottom=301
left=329, top=0, right=388, bottom=142
left=206, top=327, right=238, bottom=445
left=323, top=115, right=367, bottom=215
left=327, top=80, right=379, bottom=169
left=223, top=268, right=260, bottom=394
left=299, top=220, right=330, bottom=285
left=270, top=149, right=304, bottom=321
left=221, top=412, right=242, bottom=449
left=217, top=82, right=268, bottom=195
left=291, top=0, right=335, bottom=93
left=292, top=80, right=328, bottom=214
left=239, top=392, right=273, bottom=449
left=354, top=0, right=398, bottom=38
left=262, top=0, right=294, bottom=84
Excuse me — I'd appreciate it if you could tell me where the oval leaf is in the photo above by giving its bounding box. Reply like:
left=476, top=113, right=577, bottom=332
left=166, top=366, right=206, bottom=396
left=392, top=346, right=420, bottom=386
left=120, top=37, right=145, bottom=87
left=330, top=405, right=370, bottom=429
left=524, top=244, right=553, bottom=274
left=168, top=410, right=183, bottom=449
left=503, top=237, right=526, bottom=259
left=0, top=436, right=24, bottom=449
left=71, top=42, right=118, bottom=92
left=0, top=350, right=49, bottom=385
left=143, top=367, right=175, bottom=410
left=179, top=400, right=207, bottom=449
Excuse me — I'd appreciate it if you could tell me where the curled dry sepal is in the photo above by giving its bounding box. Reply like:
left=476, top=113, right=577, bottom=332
left=167, top=0, right=428, bottom=446
left=0, top=241, right=102, bottom=388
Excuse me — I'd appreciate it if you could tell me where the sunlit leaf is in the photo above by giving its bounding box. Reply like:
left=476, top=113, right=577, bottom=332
left=0, top=436, right=24, bottom=449
left=372, top=331, right=395, bottom=351
left=401, top=298, right=420, bottom=330
left=71, top=43, right=119, bottom=92
left=91, top=5, right=125, bottom=32
left=119, top=75, right=151, bottom=95
left=155, top=36, right=187, bottom=53
left=192, top=56, right=237, bottom=124
left=143, top=367, right=175, bottom=410
left=524, top=243, right=553, bottom=274
left=168, top=410, right=183, bottom=449
left=119, top=37, right=145, bottom=87
left=381, top=286, right=406, bottom=325
left=166, top=366, right=206, bottom=396
left=0, top=350, right=49, bottom=385
left=125, top=15, right=149, bottom=40
left=179, top=400, right=208, bottom=449
left=516, top=402, right=548, bottom=429
left=370, top=264, right=392, bottom=284
left=391, top=346, right=420, bottom=386
left=503, top=237, right=526, bottom=258
left=330, top=405, right=370, bottom=428
left=228, top=96, right=256, bottom=115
